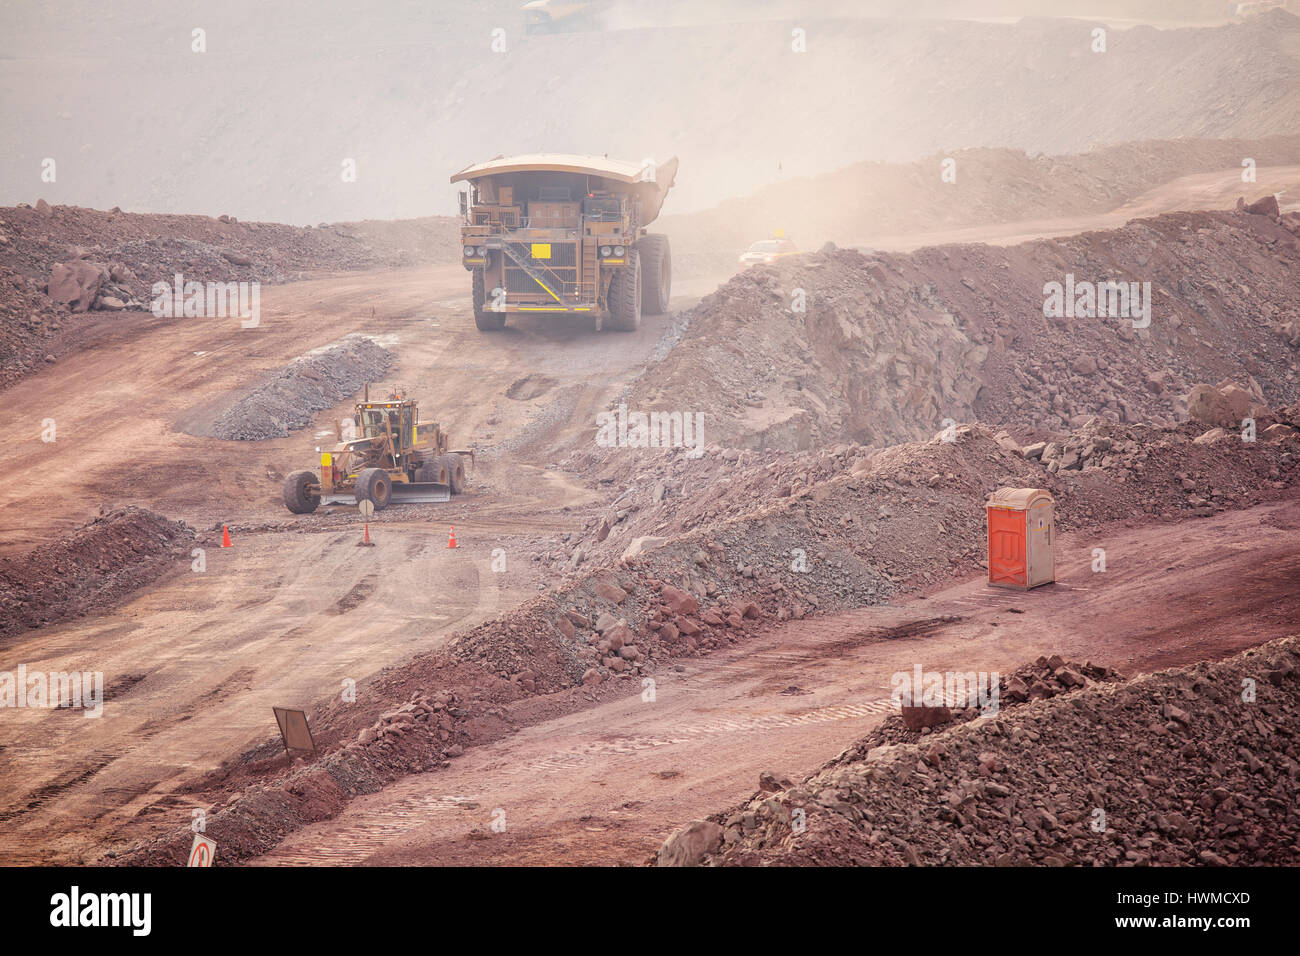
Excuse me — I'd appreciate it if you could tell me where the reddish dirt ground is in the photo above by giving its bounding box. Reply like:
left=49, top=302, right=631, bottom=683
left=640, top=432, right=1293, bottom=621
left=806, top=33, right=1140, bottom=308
left=250, top=497, right=1300, bottom=866
left=2, top=170, right=1295, bottom=866
left=0, top=264, right=710, bottom=865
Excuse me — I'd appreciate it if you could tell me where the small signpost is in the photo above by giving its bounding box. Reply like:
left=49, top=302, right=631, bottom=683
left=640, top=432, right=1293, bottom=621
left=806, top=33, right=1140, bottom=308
left=272, top=706, right=317, bottom=756
left=188, top=833, right=217, bottom=867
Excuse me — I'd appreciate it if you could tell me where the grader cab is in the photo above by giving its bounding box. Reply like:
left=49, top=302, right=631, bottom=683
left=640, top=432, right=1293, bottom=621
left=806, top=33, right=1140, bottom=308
left=451, top=153, right=678, bottom=333
left=282, top=389, right=472, bottom=513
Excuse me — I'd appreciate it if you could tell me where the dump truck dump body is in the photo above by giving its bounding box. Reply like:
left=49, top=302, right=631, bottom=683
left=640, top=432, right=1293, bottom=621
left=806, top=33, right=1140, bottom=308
left=451, top=153, right=677, bottom=331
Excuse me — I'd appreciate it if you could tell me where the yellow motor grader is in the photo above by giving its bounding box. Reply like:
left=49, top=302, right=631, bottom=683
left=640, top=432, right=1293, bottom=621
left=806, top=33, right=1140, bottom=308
left=282, top=387, right=472, bottom=513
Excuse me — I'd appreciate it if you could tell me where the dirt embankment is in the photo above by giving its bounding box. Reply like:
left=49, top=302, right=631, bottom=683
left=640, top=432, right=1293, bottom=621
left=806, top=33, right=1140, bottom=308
left=660, top=636, right=1300, bottom=866
left=660, top=134, right=1300, bottom=261
left=635, top=205, right=1300, bottom=452
left=0, top=508, right=194, bottom=641
left=109, top=412, right=1300, bottom=865
left=557, top=410, right=1300, bottom=581
left=0, top=203, right=458, bottom=390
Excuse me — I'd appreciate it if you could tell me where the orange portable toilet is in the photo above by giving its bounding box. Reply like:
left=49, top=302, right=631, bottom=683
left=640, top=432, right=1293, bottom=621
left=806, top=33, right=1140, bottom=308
left=986, top=488, right=1055, bottom=589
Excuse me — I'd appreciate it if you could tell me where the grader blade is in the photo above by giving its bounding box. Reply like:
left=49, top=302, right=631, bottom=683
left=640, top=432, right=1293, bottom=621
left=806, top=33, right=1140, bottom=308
left=389, top=481, right=451, bottom=504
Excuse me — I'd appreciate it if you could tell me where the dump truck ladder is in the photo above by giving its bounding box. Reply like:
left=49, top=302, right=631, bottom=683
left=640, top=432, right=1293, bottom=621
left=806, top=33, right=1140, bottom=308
left=580, top=240, right=598, bottom=302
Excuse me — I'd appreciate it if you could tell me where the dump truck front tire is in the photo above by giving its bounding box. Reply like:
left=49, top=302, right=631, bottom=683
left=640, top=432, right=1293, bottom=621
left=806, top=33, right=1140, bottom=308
left=355, top=467, right=392, bottom=510
left=607, top=249, right=642, bottom=331
left=472, top=269, right=505, bottom=331
left=639, top=234, right=671, bottom=314
left=283, top=470, right=321, bottom=514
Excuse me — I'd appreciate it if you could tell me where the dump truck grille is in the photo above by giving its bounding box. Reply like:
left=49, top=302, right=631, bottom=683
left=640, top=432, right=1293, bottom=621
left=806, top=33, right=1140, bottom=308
left=505, top=242, right=579, bottom=297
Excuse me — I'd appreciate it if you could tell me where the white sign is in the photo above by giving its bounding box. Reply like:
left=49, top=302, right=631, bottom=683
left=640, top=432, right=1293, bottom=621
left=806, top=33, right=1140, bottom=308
left=188, top=833, right=216, bottom=867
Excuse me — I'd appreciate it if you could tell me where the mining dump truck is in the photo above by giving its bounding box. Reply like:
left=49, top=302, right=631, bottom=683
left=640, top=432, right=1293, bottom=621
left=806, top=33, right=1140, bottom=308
left=282, top=388, right=472, bottom=513
left=451, top=153, right=678, bottom=332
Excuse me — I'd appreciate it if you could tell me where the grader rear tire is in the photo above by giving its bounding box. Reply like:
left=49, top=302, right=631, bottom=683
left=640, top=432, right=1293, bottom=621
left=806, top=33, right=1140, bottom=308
left=440, top=454, right=467, bottom=494
left=416, top=459, right=447, bottom=484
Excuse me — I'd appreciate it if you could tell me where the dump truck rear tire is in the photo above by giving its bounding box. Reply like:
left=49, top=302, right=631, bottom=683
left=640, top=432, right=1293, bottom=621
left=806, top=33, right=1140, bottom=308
left=639, top=234, right=671, bottom=314
left=472, top=269, right=505, bottom=331
left=606, top=249, right=641, bottom=331
left=283, top=470, right=320, bottom=514
left=440, top=454, right=466, bottom=494
left=355, top=467, right=392, bottom=510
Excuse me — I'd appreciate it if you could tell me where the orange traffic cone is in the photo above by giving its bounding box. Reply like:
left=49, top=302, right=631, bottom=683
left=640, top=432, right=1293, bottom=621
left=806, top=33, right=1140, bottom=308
left=358, top=523, right=374, bottom=547
left=364, top=523, right=371, bottom=545
left=221, top=525, right=232, bottom=548
left=447, top=526, right=457, bottom=549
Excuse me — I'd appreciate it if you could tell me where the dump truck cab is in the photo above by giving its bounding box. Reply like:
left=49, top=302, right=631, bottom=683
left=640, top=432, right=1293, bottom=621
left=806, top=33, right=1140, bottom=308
left=451, top=153, right=677, bottom=333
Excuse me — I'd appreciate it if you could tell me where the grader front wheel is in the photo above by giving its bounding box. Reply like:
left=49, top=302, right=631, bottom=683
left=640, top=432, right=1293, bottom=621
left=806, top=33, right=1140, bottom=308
left=355, top=467, right=392, bottom=510
left=283, top=470, right=321, bottom=514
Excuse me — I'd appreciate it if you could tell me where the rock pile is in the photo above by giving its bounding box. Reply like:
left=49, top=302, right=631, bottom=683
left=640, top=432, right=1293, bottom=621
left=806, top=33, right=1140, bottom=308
left=353, top=690, right=463, bottom=751
left=662, top=637, right=1300, bottom=866
left=0, top=507, right=193, bottom=639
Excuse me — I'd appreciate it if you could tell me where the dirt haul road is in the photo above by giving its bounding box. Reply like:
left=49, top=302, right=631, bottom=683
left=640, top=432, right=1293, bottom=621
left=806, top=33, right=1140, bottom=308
left=250, top=498, right=1300, bottom=866
left=0, top=265, right=702, bottom=865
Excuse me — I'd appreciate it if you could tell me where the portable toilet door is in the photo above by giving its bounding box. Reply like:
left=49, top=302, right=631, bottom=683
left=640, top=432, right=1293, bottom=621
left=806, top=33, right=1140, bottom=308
left=987, top=488, right=1055, bottom=589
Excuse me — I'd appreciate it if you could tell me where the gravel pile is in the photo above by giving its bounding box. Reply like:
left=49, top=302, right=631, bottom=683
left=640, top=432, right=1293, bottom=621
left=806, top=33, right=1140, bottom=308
left=207, top=337, right=392, bottom=440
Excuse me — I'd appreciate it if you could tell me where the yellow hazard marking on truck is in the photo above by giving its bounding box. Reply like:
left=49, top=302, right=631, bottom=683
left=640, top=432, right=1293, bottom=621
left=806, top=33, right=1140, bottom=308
left=530, top=243, right=551, bottom=259
left=533, top=279, right=563, bottom=302
left=321, top=452, right=333, bottom=467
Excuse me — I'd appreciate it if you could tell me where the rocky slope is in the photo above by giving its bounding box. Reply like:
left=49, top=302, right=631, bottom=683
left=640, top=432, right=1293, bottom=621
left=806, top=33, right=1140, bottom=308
left=659, top=636, right=1300, bottom=866
left=109, top=412, right=1300, bottom=864
left=631, top=204, right=1300, bottom=451
left=0, top=203, right=457, bottom=389
left=659, top=133, right=1300, bottom=258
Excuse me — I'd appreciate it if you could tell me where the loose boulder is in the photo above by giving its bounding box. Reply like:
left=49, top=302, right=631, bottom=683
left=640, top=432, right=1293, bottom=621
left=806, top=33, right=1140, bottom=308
left=1186, top=383, right=1250, bottom=428
left=656, top=820, right=724, bottom=866
left=48, top=260, right=106, bottom=313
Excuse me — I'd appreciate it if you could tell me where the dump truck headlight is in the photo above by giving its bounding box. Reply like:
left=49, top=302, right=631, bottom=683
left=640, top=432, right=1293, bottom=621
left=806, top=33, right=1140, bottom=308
left=475, top=245, right=487, bottom=256
left=600, top=245, right=612, bottom=257
left=614, top=245, right=625, bottom=256
left=463, top=244, right=476, bottom=257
